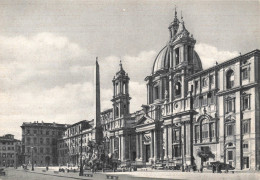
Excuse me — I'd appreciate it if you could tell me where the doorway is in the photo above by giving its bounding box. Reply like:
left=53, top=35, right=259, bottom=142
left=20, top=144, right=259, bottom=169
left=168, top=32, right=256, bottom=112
left=145, top=145, right=150, bottom=162
left=45, top=156, right=50, bottom=166
left=243, top=157, right=249, bottom=169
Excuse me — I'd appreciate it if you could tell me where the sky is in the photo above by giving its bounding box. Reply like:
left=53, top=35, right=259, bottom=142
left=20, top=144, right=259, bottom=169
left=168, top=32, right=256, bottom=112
left=0, top=0, right=259, bottom=139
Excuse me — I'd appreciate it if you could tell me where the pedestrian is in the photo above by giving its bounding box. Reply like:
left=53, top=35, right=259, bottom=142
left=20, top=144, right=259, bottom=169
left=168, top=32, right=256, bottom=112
left=225, top=165, right=229, bottom=173
left=212, top=165, right=216, bottom=173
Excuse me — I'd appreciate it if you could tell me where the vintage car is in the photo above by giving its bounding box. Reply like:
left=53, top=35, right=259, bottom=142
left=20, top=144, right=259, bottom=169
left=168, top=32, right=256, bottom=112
left=208, top=161, right=235, bottom=172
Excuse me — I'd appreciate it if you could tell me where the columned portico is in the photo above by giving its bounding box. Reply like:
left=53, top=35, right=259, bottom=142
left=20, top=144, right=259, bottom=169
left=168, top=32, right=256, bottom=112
left=135, top=116, right=160, bottom=164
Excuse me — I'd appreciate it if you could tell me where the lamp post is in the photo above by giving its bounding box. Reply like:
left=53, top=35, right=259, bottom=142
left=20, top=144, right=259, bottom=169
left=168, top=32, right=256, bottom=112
left=79, top=128, right=83, bottom=176
left=31, top=147, right=34, bottom=171
left=181, top=134, right=184, bottom=172
left=189, top=86, right=194, bottom=169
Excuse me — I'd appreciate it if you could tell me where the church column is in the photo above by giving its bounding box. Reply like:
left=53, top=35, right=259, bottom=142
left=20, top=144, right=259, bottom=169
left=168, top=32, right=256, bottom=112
left=140, top=133, right=143, bottom=160
left=168, top=126, right=173, bottom=159
left=181, top=124, right=185, bottom=164
left=121, top=135, right=125, bottom=161
left=160, top=129, right=164, bottom=160
left=109, top=137, right=112, bottom=153
left=151, top=131, right=154, bottom=159
left=169, top=79, right=172, bottom=102
left=136, top=133, right=139, bottom=160
left=112, top=137, right=114, bottom=153
left=128, top=134, right=131, bottom=160
left=119, top=135, right=121, bottom=160
left=164, top=126, right=168, bottom=159
left=186, top=123, right=190, bottom=160
left=154, top=130, right=157, bottom=161
left=150, top=131, right=153, bottom=160
left=147, top=84, right=150, bottom=104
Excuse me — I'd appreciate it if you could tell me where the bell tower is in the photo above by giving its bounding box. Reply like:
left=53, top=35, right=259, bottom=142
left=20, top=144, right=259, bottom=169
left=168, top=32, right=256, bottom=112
left=168, top=7, right=179, bottom=39
left=112, top=60, right=131, bottom=119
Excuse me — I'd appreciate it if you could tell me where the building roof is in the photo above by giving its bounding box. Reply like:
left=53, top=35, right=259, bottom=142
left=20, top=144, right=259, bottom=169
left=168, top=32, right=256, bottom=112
left=186, top=49, right=260, bottom=80
left=21, top=121, right=68, bottom=128
left=0, top=134, right=21, bottom=142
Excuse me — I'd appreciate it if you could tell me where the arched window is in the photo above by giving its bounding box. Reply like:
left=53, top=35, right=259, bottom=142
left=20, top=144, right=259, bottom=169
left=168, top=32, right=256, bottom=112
left=226, top=70, right=234, bottom=89
left=115, top=106, right=119, bottom=118
left=175, top=48, right=180, bottom=65
left=175, top=82, right=181, bottom=96
left=122, top=83, right=125, bottom=94
left=115, top=83, right=118, bottom=95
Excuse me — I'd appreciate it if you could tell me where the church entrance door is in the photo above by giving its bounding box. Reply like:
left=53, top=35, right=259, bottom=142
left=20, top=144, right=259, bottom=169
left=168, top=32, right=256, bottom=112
left=145, top=145, right=150, bottom=162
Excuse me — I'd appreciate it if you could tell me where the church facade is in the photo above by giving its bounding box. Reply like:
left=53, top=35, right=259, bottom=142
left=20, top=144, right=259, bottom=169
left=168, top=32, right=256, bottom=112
left=102, top=10, right=260, bottom=170
left=57, top=10, right=260, bottom=171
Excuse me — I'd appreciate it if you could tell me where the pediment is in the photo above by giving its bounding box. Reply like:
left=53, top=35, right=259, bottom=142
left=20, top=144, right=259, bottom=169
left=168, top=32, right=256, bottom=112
left=136, top=115, right=155, bottom=126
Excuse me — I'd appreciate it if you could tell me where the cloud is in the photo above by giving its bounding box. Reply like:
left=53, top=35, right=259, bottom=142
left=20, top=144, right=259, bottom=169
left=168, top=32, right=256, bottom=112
left=0, top=33, right=239, bottom=140
left=0, top=32, right=153, bottom=139
left=195, top=43, right=239, bottom=69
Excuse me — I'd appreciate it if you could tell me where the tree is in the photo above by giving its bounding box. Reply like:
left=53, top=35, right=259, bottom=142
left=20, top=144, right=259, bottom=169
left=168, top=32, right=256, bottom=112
left=197, top=148, right=215, bottom=166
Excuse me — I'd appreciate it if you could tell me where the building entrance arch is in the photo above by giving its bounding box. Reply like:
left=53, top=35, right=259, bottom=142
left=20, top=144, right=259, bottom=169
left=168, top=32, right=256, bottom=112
left=45, top=156, right=50, bottom=166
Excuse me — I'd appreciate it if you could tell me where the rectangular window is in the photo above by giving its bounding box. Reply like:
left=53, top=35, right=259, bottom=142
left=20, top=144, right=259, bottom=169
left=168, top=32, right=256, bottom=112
left=226, top=98, right=235, bottom=113
left=242, top=95, right=250, bottom=110
left=242, top=121, right=250, bottom=134
left=202, top=95, right=207, bottom=106
left=243, top=143, right=248, bottom=149
left=202, top=78, right=208, bottom=87
left=154, top=86, right=159, bottom=100
left=46, top=131, right=49, bottom=135
left=173, top=129, right=180, bottom=142
left=228, top=151, right=233, bottom=161
left=242, top=68, right=248, bottom=80
left=194, top=96, right=199, bottom=108
left=202, top=124, right=209, bottom=139
left=226, top=124, right=234, bottom=136
left=209, top=75, right=214, bottom=84
left=210, top=123, right=215, bottom=139
left=195, top=81, right=199, bottom=94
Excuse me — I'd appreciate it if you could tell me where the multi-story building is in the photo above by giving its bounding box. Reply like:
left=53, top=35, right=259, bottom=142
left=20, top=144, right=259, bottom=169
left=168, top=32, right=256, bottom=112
left=132, top=10, right=260, bottom=170
left=57, top=120, right=93, bottom=166
left=21, top=121, right=67, bottom=166
left=0, top=134, right=22, bottom=167
left=57, top=9, right=260, bottom=171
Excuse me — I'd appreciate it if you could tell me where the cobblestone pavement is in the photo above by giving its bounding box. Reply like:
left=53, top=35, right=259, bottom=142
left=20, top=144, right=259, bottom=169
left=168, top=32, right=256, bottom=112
left=0, top=167, right=259, bottom=180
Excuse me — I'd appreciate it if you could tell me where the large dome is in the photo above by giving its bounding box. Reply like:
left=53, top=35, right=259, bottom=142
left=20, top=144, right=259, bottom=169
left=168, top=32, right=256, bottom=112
left=152, top=46, right=202, bottom=74
left=152, top=46, right=171, bottom=74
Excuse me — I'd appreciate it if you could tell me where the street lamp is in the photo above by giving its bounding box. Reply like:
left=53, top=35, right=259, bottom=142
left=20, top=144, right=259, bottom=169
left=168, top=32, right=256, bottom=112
left=181, top=134, right=184, bottom=172
left=79, top=128, right=83, bottom=176
left=31, top=147, right=34, bottom=171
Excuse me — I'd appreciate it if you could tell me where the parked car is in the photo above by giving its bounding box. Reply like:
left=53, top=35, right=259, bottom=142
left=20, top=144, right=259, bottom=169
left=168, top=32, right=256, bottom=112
left=0, top=168, right=6, bottom=176
left=209, top=161, right=235, bottom=172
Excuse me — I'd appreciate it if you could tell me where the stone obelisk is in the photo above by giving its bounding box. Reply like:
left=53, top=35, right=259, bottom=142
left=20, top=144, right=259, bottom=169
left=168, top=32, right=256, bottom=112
left=94, top=57, right=102, bottom=144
